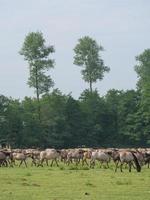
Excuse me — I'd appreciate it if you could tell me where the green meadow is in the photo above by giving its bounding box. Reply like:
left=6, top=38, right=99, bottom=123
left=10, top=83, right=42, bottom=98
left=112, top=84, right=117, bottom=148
left=0, top=164, right=150, bottom=200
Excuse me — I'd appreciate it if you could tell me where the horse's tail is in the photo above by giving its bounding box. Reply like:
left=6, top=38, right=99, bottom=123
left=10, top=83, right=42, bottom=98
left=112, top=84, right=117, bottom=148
left=131, top=152, right=141, bottom=172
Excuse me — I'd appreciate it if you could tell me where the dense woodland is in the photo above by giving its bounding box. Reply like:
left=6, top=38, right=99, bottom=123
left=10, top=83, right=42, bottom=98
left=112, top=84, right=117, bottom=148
left=0, top=32, right=150, bottom=148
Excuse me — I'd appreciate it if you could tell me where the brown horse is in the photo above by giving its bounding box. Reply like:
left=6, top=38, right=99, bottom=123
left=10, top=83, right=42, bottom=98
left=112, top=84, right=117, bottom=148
left=82, top=150, right=92, bottom=166
left=66, top=149, right=85, bottom=165
left=0, top=151, right=13, bottom=167
left=38, top=149, right=61, bottom=167
left=115, top=151, right=141, bottom=172
left=145, top=152, right=150, bottom=168
left=12, top=152, right=28, bottom=167
left=90, top=150, right=111, bottom=168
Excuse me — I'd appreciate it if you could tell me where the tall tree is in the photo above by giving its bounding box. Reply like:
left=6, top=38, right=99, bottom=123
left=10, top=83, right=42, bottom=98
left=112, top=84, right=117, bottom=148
left=133, top=49, right=150, bottom=145
left=74, top=36, right=110, bottom=92
left=135, top=49, right=150, bottom=108
left=79, top=89, right=108, bottom=146
left=20, top=31, right=55, bottom=121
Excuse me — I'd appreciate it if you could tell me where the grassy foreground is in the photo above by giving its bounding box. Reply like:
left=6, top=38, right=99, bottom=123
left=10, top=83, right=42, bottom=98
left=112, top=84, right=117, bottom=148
left=0, top=163, right=150, bottom=200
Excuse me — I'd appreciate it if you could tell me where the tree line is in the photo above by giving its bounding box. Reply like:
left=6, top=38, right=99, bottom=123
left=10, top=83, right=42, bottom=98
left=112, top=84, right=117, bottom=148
left=0, top=32, right=150, bottom=148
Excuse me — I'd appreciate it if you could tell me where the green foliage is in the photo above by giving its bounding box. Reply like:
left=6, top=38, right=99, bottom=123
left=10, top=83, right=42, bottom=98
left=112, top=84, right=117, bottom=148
left=79, top=89, right=109, bottom=146
left=20, top=31, right=55, bottom=95
left=0, top=86, right=149, bottom=148
left=74, top=36, right=110, bottom=92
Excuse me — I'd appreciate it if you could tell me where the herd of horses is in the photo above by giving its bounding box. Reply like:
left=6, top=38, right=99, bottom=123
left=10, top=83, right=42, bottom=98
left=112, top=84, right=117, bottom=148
left=0, top=147, right=150, bottom=172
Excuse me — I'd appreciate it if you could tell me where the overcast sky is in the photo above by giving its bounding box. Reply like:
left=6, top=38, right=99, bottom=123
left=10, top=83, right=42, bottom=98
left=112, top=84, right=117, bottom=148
left=0, top=0, right=150, bottom=99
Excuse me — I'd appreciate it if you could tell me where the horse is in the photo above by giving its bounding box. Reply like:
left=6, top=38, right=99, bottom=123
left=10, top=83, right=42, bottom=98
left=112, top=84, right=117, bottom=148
left=66, top=149, right=85, bottom=165
left=115, top=150, right=141, bottom=172
left=90, top=150, right=111, bottom=168
left=60, top=149, right=68, bottom=163
left=145, top=152, right=150, bottom=168
left=12, top=152, right=28, bottom=167
left=0, top=150, right=13, bottom=167
left=38, top=149, right=61, bottom=167
left=82, top=150, right=92, bottom=166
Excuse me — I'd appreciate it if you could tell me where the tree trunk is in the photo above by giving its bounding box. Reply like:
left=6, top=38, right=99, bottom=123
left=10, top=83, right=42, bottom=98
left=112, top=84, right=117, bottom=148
left=89, top=80, right=93, bottom=93
left=35, top=66, right=41, bottom=122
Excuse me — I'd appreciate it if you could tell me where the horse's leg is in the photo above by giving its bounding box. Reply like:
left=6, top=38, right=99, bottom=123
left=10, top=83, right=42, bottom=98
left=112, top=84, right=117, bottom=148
left=3, top=160, right=7, bottom=167
left=67, top=159, right=69, bottom=166
left=55, top=159, right=59, bottom=167
left=39, top=159, right=44, bottom=167
left=82, top=159, right=88, bottom=166
left=31, top=158, right=36, bottom=166
left=90, top=159, right=93, bottom=168
left=9, top=159, right=13, bottom=167
left=75, top=158, right=77, bottom=165
left=6, top=160, right=8, bottom=167
left=124, top=163, right=128, bottom=169
left=14, top=160, right=17, bottom=166
left=8, top=159, right=13, bottom=167
left=132, top=161, right=136, bottom=169
left=115, top=161, right=119, bottom=172
left=106, top=162, right=109, bottom=169
left=67, top=158, right=70, bottom=166
left=99, top=161, right=103, bottom=168
left=50, top=160, right=54, bottom=167
left=128, top=162, right=132, bottom=172
left=131, top=161, right=135, bottom=169
left=85, top=159, right=89, bottom=166
left=19, top=160, right=23, bottom=167
left=11, top=159, right=16, bottom=166
left=31, top=159, right=33, bottom=166
left=64, top=158, right=67, bottom=164
left=10, top=159, right=15, bottom=167
left=77, top=158, right=80, bottom=165
left=90, top=159, right=95, bottom=168
left=75, top=158, right=77, bottom=166
left=24, top=160, right=27, bottom=167
left=77, top=158, right=81, bottom=165
left=7, top=159, right=11, bottom=167
left=2, top=160, right=5, bottom=167
left=120, top=162, right=123, bottom=172
left=46, top=159, right=49, bottom=166
left=78, top=158, right=80, bottom=165
left=82, top=159, right=84, bottom=166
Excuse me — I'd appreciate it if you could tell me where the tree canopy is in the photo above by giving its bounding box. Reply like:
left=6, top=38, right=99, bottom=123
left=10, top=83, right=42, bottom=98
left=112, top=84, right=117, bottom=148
left=74, top=36, right=110, bottom=92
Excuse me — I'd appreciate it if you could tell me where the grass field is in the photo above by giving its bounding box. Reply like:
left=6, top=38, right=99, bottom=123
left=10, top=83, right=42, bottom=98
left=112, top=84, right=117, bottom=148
left=0, top=163, right=150, bottom=200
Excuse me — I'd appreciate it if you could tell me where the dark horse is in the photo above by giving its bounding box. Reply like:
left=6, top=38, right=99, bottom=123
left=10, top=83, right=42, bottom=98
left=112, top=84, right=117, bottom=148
left=0, top=151, right=13, bottom=167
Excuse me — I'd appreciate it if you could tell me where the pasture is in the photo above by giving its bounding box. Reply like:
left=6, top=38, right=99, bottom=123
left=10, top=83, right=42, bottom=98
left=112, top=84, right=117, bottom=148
left=0, top=163, right=150, bottom=200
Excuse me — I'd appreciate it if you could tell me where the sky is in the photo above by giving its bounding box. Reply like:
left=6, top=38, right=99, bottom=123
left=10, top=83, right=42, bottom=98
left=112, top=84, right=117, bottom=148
left=0, top=0, right=150, bottom=99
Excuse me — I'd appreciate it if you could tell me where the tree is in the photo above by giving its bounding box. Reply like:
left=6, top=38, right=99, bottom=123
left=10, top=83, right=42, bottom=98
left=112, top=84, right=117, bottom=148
left=135, top=49, right=150, bottom=109
left=64, top=96, right=84, bottom=147
left=0, top=95, right=10, bottom=145
left=133, top=49, right=150, bottom=145
left=74, top=36, right=110, bottom=92
left=79, top=89, right=108, bottom=146
left=20, top=31, right=55, bottom=121
left=40, top=89, right=68, bottom=148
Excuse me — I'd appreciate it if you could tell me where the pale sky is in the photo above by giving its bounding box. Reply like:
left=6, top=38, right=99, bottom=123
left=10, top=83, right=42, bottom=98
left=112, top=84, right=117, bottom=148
left=0, top=0, right=150, bottom=99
